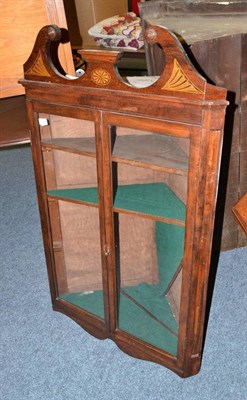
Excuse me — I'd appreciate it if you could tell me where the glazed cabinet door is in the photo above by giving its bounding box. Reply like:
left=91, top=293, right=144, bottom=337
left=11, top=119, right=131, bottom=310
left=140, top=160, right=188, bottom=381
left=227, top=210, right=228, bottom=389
left=29, top=103, right=109, bottom=332
left=101, top=112, right=196, bottom=361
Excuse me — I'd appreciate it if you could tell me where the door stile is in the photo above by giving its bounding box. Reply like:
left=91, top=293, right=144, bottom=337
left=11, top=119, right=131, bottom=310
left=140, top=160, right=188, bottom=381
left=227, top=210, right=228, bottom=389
left=176, top=125, right=203, bottom=375
left=184, top=109, right=225, bottom=372
left=39, top=112, right=68, bottom=294
left=94, top=110, right=112, bottom=331
left=100, top=112, right=118, bottom=334
left=26, top=99, right=59, bottom=302
left=177, top=108, right=225, bottom=376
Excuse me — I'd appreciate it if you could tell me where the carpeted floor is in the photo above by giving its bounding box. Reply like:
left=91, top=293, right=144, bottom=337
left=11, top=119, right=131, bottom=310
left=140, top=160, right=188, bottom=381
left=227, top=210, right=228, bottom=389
left=0, top=146, right=246, bottom=400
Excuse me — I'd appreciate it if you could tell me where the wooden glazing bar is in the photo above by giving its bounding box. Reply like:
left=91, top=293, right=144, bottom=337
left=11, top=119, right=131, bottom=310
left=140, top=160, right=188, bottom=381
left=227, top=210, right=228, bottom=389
left=48, top=198, right=68, bottom=293
left=94, top=111, right=111, bottom=329
left=32, top=100, right=98, bottom=121
left=105, top=112, right=193, bottom=138
left=101, top=112, right=118, bottom=333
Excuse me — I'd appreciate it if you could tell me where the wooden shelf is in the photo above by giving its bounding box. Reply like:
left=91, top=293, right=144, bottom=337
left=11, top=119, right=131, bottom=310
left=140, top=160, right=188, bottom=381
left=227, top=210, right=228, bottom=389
left=47, top=183, right=186, bottom=226
left=113, top=134, right=189, bottom=175
left=47, top=187, right=99, bottom=207
left=41, top=137, right=96, bottom=157
left=42, top=135, right=189, bottom=175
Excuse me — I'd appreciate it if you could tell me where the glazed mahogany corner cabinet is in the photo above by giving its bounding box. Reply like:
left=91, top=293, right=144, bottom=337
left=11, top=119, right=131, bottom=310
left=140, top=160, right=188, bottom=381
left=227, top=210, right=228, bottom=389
left=20, top=25, right=228, bottom=378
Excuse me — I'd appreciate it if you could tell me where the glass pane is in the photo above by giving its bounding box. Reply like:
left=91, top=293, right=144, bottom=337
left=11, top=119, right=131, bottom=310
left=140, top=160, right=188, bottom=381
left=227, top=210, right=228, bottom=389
left=51, top=201, right=104, bottom=319
left=117, top=213, right=184, bottom=356
left=39, top=114, right=97, bottom=191
left=39, top=113, right=104, bottom=319
left=110, top=125, right=189, bottom=355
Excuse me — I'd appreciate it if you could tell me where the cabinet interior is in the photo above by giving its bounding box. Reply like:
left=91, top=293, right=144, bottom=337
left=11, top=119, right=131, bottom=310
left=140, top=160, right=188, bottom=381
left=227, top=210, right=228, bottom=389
left=39, top=113, right=189, bottom=356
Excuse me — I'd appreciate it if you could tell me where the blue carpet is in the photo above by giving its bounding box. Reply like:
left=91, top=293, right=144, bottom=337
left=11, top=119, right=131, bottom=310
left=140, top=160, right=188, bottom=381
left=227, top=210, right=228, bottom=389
left=0, top=146, right=246, bottom=400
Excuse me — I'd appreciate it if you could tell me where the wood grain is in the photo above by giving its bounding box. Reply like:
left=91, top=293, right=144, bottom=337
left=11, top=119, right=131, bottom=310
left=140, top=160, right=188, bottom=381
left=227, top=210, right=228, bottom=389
left=0, top=0, right=74, bottom=98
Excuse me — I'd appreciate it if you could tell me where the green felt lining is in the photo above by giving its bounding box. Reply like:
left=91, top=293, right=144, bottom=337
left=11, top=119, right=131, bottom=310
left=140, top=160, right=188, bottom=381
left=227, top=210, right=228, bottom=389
left=48, top=182, right=186, bottom=222
left=114, top=183, right=185, bottom=221
left=119, top=290, right=178, bottom=356
left=60, top=291, right=104, bottom=319
left=48, top=187, right=98, bottom=205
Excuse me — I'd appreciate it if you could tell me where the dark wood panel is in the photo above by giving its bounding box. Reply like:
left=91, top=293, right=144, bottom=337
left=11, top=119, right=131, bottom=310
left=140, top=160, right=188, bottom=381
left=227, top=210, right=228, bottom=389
left=221, top=192, right=239, bottom=250
left=187, top=36, right=243, bottom=251
left=191, top=35, right=241, bottom=154
left=140, top=0, right=247, bottom=18
left=139, top=2, right=247, bottom=250
left=240, top=34, right=247, bottom=152
left=0, top=96, right=30, bottom=147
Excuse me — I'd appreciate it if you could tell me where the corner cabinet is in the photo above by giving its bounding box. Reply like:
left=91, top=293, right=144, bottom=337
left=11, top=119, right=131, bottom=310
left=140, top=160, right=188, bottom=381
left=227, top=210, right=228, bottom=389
left=20, top=25, right=228, bottom=378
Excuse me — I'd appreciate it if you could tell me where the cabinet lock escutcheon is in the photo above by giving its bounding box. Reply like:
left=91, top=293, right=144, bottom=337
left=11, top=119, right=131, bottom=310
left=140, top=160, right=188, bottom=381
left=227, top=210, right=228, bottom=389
left=104, top=245, right=111, bottom=257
